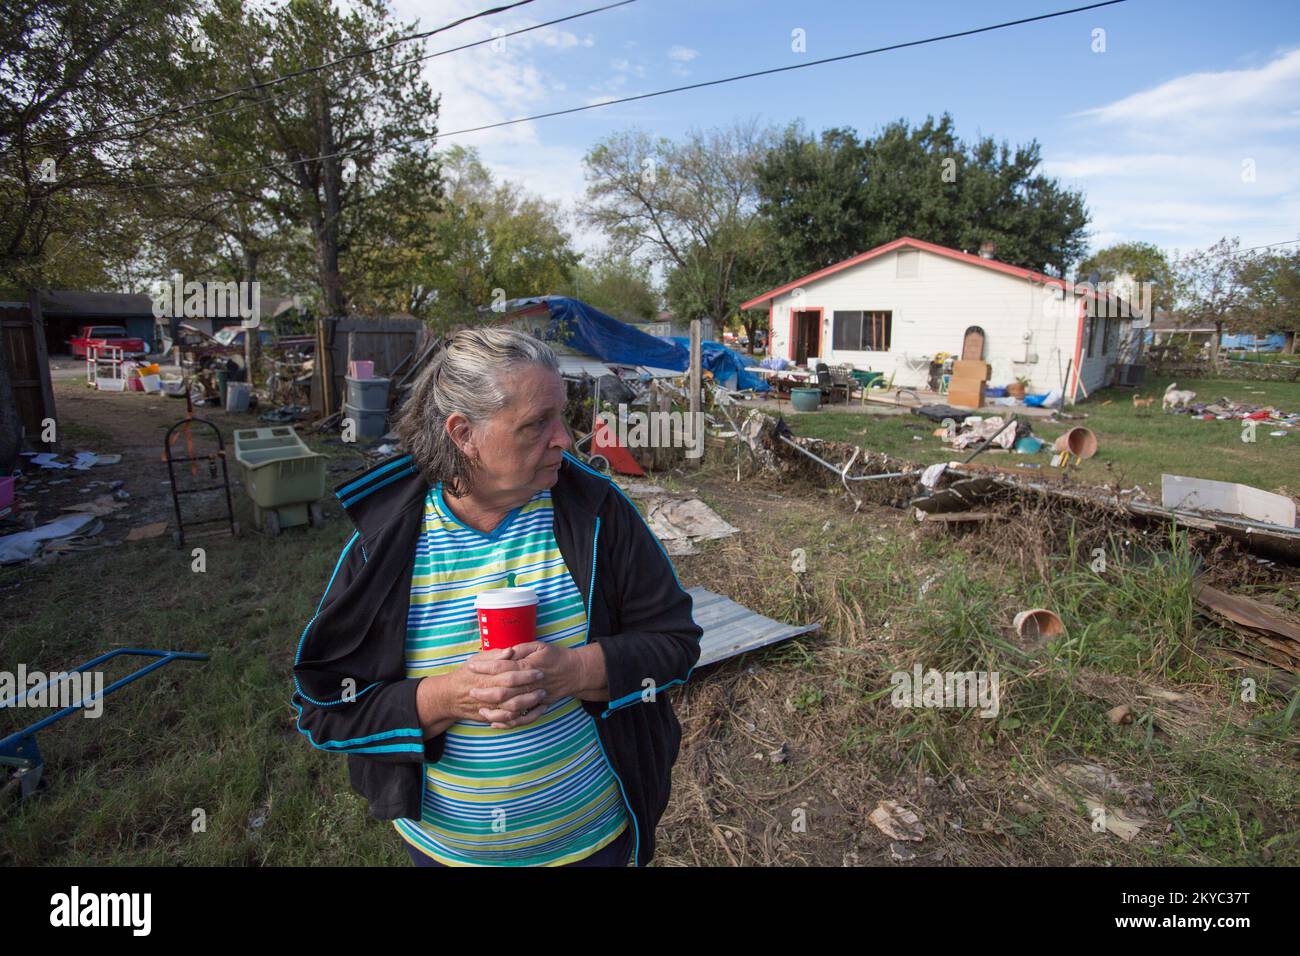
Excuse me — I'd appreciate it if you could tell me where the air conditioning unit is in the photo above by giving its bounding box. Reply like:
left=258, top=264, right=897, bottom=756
left=1114, top=363, right=1146, bottom=387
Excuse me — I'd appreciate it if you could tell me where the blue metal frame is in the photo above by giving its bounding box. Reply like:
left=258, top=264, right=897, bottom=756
left=0, top=648, right=209, bottom=799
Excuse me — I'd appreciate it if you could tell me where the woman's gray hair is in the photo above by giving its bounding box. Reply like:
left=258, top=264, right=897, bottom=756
left=394, top=326, right=560, bottom=496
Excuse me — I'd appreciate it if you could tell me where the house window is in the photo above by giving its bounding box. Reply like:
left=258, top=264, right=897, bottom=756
left=1086, top=316, right=1097, bottom=357
left=832, top=310, right=892, bottom=351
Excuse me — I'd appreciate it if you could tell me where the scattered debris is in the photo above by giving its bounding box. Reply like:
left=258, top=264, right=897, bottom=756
left=259, top=404, right=310, bottom=423
left=20, top=453, right=68, bottom=470
left=0, top=514, right=101, bottom=564
left=889, top=842, right=919, bottom=862
left=60, top=495, right=129, bottom=517
left=1033, top=762, right=1151, bottom=842
left=620, top=481, right=668, bottom=498
left=644, top=497, right=739, bottom=555
left=868, top=800, right=925, bottom=842
left=1196, top=584, right=1300, bottom=672
left=126, top=522, right=169, bottom=542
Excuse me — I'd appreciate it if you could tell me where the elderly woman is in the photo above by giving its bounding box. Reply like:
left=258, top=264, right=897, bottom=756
left=292, top=327, right=702, bottom=867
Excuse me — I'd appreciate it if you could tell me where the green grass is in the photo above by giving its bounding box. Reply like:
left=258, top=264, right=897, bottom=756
left=780, top=374, right=1300, bottom=494
left=853, top=525, right=1300, bottom=864
left=0, top=482, right=404, bottom=865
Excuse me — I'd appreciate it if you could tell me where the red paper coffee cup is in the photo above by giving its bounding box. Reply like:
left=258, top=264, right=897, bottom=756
left=476, top=587, right=538, bottom=650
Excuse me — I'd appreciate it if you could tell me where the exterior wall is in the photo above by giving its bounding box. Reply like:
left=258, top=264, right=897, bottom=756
left=765, top=248, right=1135, bottom=403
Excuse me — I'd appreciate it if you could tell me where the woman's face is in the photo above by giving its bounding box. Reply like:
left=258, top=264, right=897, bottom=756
left=452, top=364, right=571, bottom=500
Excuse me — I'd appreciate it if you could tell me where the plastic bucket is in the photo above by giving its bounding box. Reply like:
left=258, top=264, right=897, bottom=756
left=1053, top=426, right=1097, bottom=459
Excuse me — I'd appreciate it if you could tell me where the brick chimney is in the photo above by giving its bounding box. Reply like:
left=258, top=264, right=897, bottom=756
left=978, top=241, right=996, bottom=260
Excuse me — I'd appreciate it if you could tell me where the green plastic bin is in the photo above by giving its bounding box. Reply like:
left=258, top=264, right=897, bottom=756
left=233, top=427, right=327, bottom=535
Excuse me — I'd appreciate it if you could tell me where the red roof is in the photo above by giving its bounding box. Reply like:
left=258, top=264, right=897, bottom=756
left=740, top=236, right=1079, bottom=310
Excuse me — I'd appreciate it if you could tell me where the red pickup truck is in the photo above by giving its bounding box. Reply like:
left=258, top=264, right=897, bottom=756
left=69, top=325, right=149, bottom=358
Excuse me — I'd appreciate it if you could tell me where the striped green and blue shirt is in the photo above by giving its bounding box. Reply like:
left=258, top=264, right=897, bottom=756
left=393, top=482, right=629, bottom=865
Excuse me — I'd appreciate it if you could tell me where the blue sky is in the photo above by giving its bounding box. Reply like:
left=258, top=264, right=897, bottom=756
left=391, top=0, right=1300, bottom=261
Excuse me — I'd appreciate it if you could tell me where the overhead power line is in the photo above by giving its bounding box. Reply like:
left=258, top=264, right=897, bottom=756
left=30, top=0, right=636, bottom=157
left=21, top=0, right=540, bottom=152
left=106, top=0, right=1130, bottom=196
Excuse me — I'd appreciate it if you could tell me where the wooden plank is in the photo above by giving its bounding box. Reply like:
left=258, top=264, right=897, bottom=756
left=28, top=290, right=58, bottom=451
left=1196, top=584, right=1300, bottom=643
left=1, top=301, right=58, bottom=451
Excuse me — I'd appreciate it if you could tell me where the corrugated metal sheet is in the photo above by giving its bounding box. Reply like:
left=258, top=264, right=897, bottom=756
left=557, top=355, right=617, bottom=378
left=688, top=586, right=820, bottom=668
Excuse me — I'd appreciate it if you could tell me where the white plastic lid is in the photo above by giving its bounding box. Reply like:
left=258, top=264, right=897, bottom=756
left=475, top=586, right=538, bottom=609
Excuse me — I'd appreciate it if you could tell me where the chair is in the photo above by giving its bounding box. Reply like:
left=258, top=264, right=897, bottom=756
left=814, top=363, right=850, bottom=404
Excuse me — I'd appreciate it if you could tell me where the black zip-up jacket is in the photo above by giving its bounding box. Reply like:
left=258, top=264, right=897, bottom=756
left=291, top=450, right=703, bottom=867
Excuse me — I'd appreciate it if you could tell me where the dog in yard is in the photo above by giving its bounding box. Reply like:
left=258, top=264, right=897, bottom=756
left=1131, top=393, right=1154, bottom=414
left=1162, top=382, right=1197, bottom=410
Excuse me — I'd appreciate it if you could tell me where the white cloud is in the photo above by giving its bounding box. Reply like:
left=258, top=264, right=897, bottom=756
left=1075, top=47, right=1300, bottom=139
left=610, top=57, right=646, bottom=78
left=667, top=45, right=698, bottom=63
left=381, top=0, right=611, bottom=255
left=1052, top=49, right=1300, bottom=255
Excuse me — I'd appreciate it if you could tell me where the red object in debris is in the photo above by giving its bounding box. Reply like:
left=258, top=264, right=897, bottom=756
left=1246, top=411, right=1269, bottom=420
left=1203, top=414, right=1215, bottom=420
left=591, top=419, right=646, bottom=476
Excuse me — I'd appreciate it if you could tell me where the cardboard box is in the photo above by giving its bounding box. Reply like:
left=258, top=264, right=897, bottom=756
left=947, top=378, right=986, bottom=409
left=952, top=359, right=991, bottom=380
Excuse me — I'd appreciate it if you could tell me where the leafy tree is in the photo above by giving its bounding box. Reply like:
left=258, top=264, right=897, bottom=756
left=399, top=145, right=577, bottom=329
left=755, top=114, right=1090, bottom=279
left=1237, top=246, right=1300, bottom=351
left=0, top=0, right=194, bottom=472
left=0, top=0, right=195, bottom=289
left=184, top=0, right=443, bottom=316
left=1174, top=237, right=1255, bottom=362
left=582, top=119, right=777, bottom=327
left=559, top=251, right=659, bottom=323
left=1077, top=241, right=1174, bottom=314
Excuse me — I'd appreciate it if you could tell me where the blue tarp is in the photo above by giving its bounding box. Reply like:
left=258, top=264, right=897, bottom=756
left=501, top=296, right=769, bottom=391
left=663, top=336, right=770, bottom=391
left=1220, top=332, right=1289, bottom=351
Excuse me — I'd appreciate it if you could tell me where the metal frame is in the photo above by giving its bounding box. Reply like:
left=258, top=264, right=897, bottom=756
left=0, top=648, right=209, bottom=800
left=164, top=416, right=237, bottom=547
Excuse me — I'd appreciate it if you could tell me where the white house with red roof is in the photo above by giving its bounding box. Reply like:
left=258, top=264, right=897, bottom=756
left=739, top=236, right=1146, bottom=404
